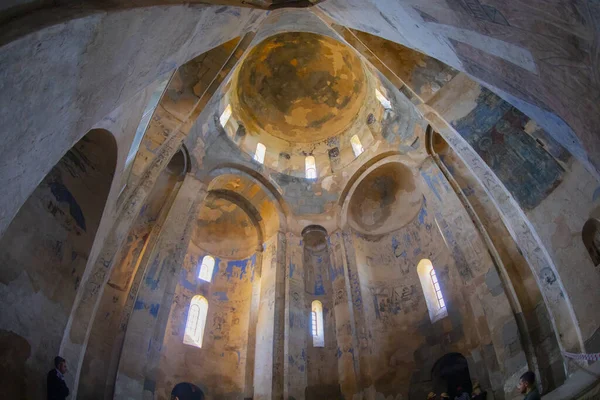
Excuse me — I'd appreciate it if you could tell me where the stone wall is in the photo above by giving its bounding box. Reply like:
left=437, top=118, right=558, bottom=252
left=0, top=129, right=116, bottom=399
left=0, top=4, right=598, bottom=399
left=303, top=229, right=341, bottom=399
left=77, top=150, right=185, bottom=399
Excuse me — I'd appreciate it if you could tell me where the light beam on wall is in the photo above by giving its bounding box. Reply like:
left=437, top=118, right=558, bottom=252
left=375, top=89, right=392, bottom=110
left=220, top=104, right=232, bottom=128
left=254, top=142, right=266, bottom=164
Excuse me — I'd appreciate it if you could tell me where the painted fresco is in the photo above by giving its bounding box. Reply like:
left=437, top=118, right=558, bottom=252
left=452, top=88, right=564, bottom=210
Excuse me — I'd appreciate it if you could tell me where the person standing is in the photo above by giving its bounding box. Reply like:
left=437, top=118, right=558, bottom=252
left=454, top=386, right=470, bottom=400
left=427, top=392, right=437, bottom=400
left=47, top=356, right=69, bottom=400
left=517, top=371, right=540, bottom=400
left=471, top=381, right=487, bottom=400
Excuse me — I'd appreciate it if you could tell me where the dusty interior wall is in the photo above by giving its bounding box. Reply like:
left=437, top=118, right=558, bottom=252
left=446, top=85, right=565, bottom=211
left=329, top=29, right=600, bottom=361
left=317, top=0, right=600, bottom=181
left=0, top=4, right=266, bottom=239
left=1, top=3, right=599, bottom=400
left=153, top=191, right=260, bottom=399
left=114, top=175, right=206, bottom=399
left=337, top=155, right=528, bottom=400
left=302, top=229, right=341, bottom=399
left=128, top=37, right=243, bottom=188
left=0, top=129, right=116, bottom=400
left=427, top=72, right=600, bottom=358
left=526, top=159, right=600, bottom=353
left=253, top=231, right=286, bottom=400
left=77, top=151, right=185, bottom=399
left=64, top=37, right=255, bottom=398
left=433, top=132, right=565, bottom=392
left=284, top=232, right=308, bottom=399
left=343, top=29, right=459, bottom=104
left=196, top=61, right=427, bottom=219
left=158, top=247, right=258, bottom=399
left=326, top=230, right=360, bottom=399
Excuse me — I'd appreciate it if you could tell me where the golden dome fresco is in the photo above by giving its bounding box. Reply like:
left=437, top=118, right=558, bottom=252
left=233, top=32, right=367, bottom=143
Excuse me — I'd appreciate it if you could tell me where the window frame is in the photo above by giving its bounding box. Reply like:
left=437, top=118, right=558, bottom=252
left=350, top=134, right=365, bottom=157
left=183, top=295, right=208, bottom=348
left=375, top=88, right=392, bottom=110
left=305, top=156, right=317, bottom=180
left=311, top=300, right=324, bottom=347
left=198, top=255, right=215, bottom=282
left=417, top=259, right=448, bottom=323
left=219, top=104, right=232, bottom=128
left=254, top=142, right=266, bottom=164
left=430, top=268, right=445, bottom=309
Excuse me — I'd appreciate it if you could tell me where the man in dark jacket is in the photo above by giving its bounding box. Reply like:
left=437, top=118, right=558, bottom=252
left=47, top=356, right=69, bottom=400
left=517, top=371, right=540, bottom=400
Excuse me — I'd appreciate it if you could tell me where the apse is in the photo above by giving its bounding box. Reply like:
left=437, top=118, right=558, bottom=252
left=1, top=2, right=600, bottom=400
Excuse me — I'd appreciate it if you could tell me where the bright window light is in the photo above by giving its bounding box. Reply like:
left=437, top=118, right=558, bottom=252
left=376, top=89, right=392, bottom=110
left=311, top=300, right=324, bottom=347
left=198, top=255, right=215, bottom=282
left=417, top=259, right=448, bottom=323
left=305, top=156, right=317, bottom=179
left=430, top=269, right=445, bottom=309
left=350, top=135, right=364, bottom=157
left=254, top=142, right=266, bottom=164
left=219, top=104, right=232, bottom=128
left=183, top=295, right=208, bottom=348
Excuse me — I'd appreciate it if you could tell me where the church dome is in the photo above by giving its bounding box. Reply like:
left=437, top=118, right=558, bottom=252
left=234, top=31, right=367, bottom=143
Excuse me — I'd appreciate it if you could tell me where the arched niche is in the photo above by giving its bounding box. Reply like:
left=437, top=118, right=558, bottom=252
left=192, top=191, right=262, bottom=260
left=78, top=147, right=187, bottom=399
left=301, top=225, right=341, bottom=399
left=340, top=156, right=423, bottom=236
left=109, top=147, right=188, bottom=290
left=207, top=164, right=288, bottom=237
left=582, top=218, right=600, bottom=266
left=431, top=353, right=472, bottom=399
left=0, top=128, right=117, bottom=399
left=171, top=382, right=205, bottom=400
left=155, top=174, right=269, bottom=399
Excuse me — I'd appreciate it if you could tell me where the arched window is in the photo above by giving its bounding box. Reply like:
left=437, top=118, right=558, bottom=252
left=254, top=142, right=266, bottom=164
left=583, top=218, right=600, bottom=266
left=430, top=268, right=445, bottom=309
left=417, top=259, right=448, bottom=322
left=350, top=135, right=364, bottom=157
left=311, top=300, right=324, bottom=347
left=219, top=104, right=232, bottom=128
left=198, top=255, right=215, bottom=282
left=305, top=156, right=317, bottom=179
left=375, top=88, right=392, bottom=110
left=184, top=295, right=208, bottom=348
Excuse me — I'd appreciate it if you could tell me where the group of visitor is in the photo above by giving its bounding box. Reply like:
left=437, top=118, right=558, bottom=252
left=426, top=371, right=540, bottom=400
left=45, top=354, right=541, bottom=400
